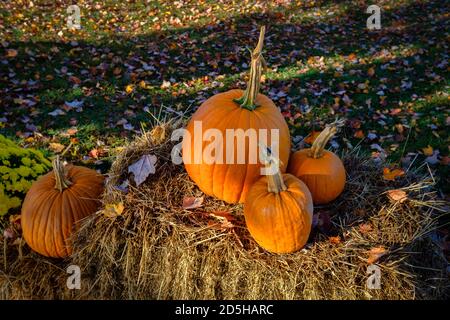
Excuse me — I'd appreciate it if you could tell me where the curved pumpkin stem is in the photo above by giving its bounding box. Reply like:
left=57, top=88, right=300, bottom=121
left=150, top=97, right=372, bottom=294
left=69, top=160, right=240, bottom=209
left=259, top=144, right=287, bottom=193
left=309, top=119, right=345, bottom=159
left=52, top=156, right=72, bottom=192
left=235, top=26, right=267, bottom=111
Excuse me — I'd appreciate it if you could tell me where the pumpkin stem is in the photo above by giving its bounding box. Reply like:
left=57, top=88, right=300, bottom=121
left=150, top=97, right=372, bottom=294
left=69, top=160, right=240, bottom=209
left=234, top=26, right=267, bottom=111
left=52, top=156, right=72, bottom=192
left=259, top=144, right=287, bottom=193
left=309, top=119, right=345, bottom=159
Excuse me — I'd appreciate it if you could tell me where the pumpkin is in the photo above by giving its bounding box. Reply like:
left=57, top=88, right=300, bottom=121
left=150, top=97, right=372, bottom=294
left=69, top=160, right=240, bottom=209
left=287, top=120, right=346, bottom=204
left=182, top=26, right=290, bottom=203
left=244, top=149, right=313, bottom=253
left=21, top=157, right=104, bottom=258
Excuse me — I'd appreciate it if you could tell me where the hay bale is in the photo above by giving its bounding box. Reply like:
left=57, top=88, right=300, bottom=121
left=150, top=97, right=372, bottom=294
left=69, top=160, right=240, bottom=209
left=0, top=121, right=447, bottom=299
left=0, top=238, right=75, bottom=299
left=69, top=122, right=449, bottom=300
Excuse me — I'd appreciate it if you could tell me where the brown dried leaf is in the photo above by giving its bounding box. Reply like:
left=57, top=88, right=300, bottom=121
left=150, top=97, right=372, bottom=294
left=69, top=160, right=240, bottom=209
left=329, top=236, right=341, bottom=245
left=387, top=189, right=408, bottom=203
left=367, top=247, right=387, bottom=264
left=359, top=223, right=373, bottom=234
left=182, top=196, right=204, bottom=210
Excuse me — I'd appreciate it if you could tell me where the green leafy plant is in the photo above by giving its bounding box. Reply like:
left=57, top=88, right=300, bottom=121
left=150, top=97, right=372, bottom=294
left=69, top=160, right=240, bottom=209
left=0, top=135, right=51, bottom=216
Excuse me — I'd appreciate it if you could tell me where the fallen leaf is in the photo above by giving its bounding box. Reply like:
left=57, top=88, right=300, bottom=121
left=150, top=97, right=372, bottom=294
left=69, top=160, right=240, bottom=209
left=69, top=75, right=81, bottom=84
left=66, top=128, right=78, bottom=136
left=128, top=154, right=157, bottom=186
left=359, top=223, right=373, bottom=234
left=48, top=108, right=66, bottom=116
left=64, top=100, right=84, bottom=109
left=139, top=80, right=147, bottom=89
left=329, top=236, right=341, bottom=244
left=103, top=202, right=124, bottom=218
left=304, top=131, right=321, bottom=144
left=89, top=148, right=99, bottom=159
left=367, top=247, right=387, bottom=264
left=422, top=145, right=434, bottom=156
left=387, top=189, right=408, bottom=203
left=208, top=211, right=236, bottom=229
left=6, top=49, right=18, bottom=58
left=3, top=227, right=16, bottom=240
left=161, top=80, right=171, bottom=89
left=425, top=150, right=440, bottom=165
left=183, top=196, right=204, bottom=210
left=49, top=142, right=65, bottom=153
left=347, top=53, right=357, bottom=61
left=383, top=168, right=405, bottom=181
left=440, top=156, right=450, bottom=166
left=209, top=210, right=236, bottom=222
left=367, top=67, right=375, bottom=77
left=125, top=84, right=134, bottom=94
left=354, top=130, right=365, bottom=139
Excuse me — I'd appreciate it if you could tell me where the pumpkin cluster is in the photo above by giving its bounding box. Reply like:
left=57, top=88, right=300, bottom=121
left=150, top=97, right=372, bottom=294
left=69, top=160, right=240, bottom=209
left=183, top=27, right=347, bottom=254
left=19, top=26, right=346, bottom=258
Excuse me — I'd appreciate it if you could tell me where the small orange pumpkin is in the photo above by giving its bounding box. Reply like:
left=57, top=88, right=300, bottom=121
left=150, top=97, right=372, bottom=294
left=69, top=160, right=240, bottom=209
left=244, top=151, right=313, bottom=253
left=182, top=26, right=290, bottom=204
left=21, top=157, right=104, bottom=258
left=287, top=120, right=346, bottom=204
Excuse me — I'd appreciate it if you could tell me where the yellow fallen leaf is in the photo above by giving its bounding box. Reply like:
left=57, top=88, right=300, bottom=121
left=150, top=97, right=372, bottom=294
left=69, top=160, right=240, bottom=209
left=367, top=67, right=375, bottom=77
left=139, top=80, right=147, bottom=89
left=49, top=142, right=65, bottom=153
left=422, top=145, right=433, bottom=156
left=383, top=168, right=405, bottom=181
left=125, top=84, right=134, bottom=94
left=103, top=202, right=124, bottom=218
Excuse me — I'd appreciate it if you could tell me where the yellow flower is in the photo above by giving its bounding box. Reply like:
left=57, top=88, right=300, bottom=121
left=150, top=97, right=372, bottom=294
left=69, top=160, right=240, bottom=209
left=0, top=134, right=51, bottom=216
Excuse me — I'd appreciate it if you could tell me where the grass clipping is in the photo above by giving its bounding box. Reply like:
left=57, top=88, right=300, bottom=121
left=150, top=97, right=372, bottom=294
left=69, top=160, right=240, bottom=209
left=1, top=121, right=449, bottom=299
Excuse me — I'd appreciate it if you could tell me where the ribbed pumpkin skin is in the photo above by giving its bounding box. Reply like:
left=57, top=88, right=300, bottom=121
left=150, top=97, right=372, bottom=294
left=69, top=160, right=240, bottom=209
left=244, top=174, right=313, bottom=253
left=21, top=166, right=104, bottom=258
left=287, top=149, right=346, bottom=204
left=182, top=89, right=291, bottom=204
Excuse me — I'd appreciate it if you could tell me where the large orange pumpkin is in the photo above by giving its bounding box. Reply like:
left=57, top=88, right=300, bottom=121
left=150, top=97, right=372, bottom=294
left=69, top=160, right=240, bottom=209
left=182, top=27, right=290, bottom=203
left=244, top=152, right=313, bottom=253
left=21, top=157, right=104, bottom=258
left=287, top=120, right=346, bottom=204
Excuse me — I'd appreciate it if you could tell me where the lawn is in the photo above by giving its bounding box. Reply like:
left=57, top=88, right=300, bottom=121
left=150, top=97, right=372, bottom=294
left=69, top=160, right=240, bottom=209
left=0, top=0, right=449, bottom=193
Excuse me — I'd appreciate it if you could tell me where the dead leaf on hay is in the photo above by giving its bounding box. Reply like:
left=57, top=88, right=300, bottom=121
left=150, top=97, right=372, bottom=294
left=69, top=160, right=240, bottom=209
left=182, top=196, right=204, bottom=210
left=367, top=247, right=388, bottom=264
left=387, top=189, right=408, bottom=203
